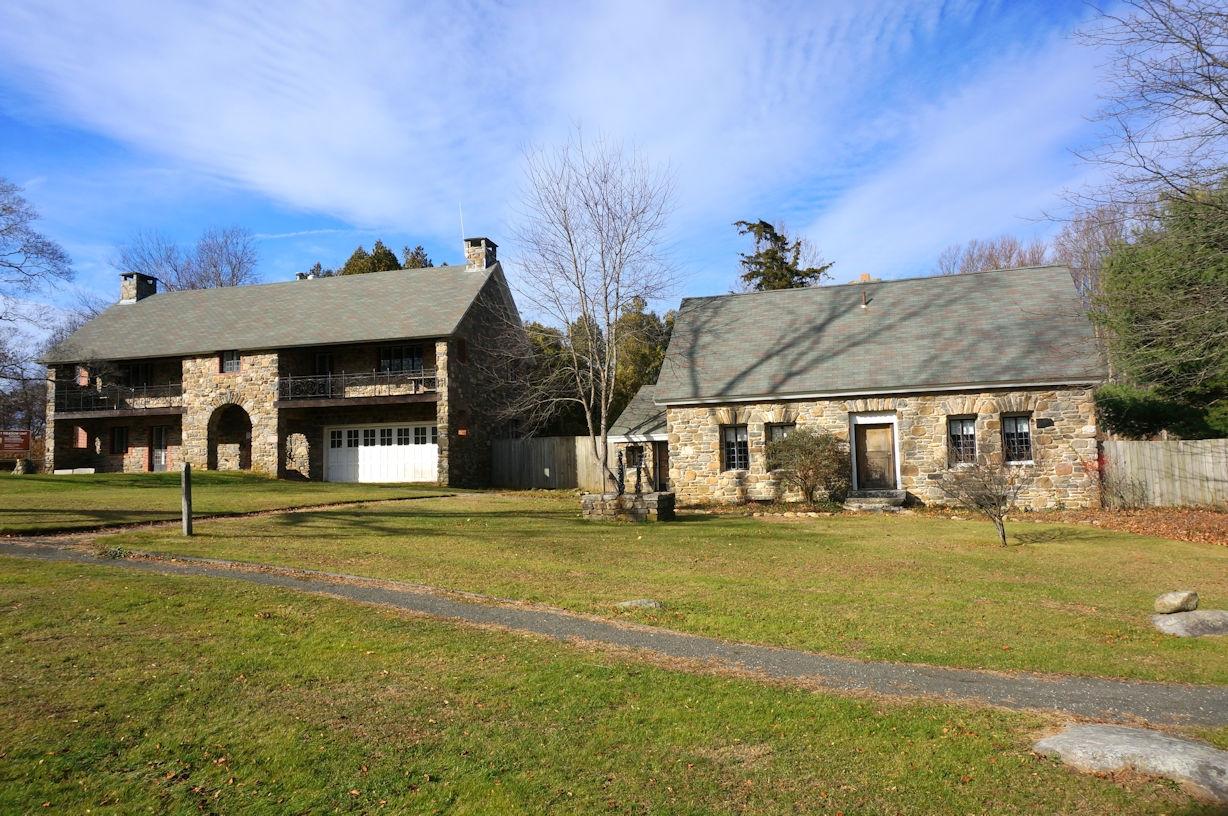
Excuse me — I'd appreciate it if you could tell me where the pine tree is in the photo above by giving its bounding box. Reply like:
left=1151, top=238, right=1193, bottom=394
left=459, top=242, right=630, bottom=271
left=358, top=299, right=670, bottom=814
left=369, top=240, right=401, bottom=272
left=339, top=246, right=374, bottom=276
left=734, top=220, right=832, bottom=291
left=401, top=244, right=434, bottom=269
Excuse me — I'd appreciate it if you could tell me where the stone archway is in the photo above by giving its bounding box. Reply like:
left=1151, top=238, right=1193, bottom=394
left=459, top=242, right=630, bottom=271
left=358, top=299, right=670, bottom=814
left=207, top=403, right=253, bottom=471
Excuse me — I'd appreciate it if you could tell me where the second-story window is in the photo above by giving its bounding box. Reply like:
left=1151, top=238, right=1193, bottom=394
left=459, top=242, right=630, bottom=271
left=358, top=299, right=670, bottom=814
left=378, top=345, right=422, bottom=374
left=121, top=362, right=153, bottom=387
left=220, top=350, right=241, bottom=374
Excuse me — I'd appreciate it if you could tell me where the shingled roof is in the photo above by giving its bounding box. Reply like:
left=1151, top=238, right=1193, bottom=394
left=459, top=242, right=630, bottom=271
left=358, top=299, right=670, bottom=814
left=608, top=384, right=667, bottom=441
left=44, top=264, right=496, bottom=363
left=654, top=265, right=1105, bottom=405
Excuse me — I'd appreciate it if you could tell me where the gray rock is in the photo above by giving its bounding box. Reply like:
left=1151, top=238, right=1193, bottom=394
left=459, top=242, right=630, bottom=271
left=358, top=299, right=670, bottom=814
left=1152, top=610, right=1228, bottom=637
left=1035, top=724, right=1228, bottom=804
left=616, top=598, right=662, bottom=611
left=1155, top=590, right=1199, bottom=614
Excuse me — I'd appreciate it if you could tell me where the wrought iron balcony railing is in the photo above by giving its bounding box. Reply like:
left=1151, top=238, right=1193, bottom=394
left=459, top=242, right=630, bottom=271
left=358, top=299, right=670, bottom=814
left=277, top=369, right=438, bottom=401
left=55, top=383, right=184, bottom=412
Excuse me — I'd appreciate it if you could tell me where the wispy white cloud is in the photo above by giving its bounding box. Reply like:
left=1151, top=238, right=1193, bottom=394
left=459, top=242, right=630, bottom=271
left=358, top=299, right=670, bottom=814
left=0, top=0, right=1106, bottom=295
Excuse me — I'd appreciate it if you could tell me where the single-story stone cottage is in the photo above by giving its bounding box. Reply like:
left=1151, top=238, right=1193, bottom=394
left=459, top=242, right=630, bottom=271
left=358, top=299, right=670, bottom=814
left=43, top=237, right=520, bottom=486
left=610, top=265, right=1106, bottom=508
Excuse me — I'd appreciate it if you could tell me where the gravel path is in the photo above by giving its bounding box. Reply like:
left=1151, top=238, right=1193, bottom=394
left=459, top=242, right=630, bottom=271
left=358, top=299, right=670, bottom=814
left=4, top=539, right=1226, bottom=727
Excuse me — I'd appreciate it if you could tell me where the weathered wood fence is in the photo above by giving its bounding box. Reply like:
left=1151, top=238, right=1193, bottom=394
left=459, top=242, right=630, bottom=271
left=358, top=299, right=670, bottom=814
left=1103, top=439, right=1228, bottom=508
left=490, top=437, right=614, bottom=491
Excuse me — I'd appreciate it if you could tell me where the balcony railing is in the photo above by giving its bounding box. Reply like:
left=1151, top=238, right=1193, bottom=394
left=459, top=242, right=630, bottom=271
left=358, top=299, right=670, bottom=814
left=55, top=383, right=184, bottom=413
left=277, top=369, right=438, bottom=401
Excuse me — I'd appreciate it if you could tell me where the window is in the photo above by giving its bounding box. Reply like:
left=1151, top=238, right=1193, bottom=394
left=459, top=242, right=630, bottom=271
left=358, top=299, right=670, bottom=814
left=377, top=345, right=423, bottom=373
left=122, top=362, right=153, bottom=387
left=109, top=426, right=129, bottom=455
left=380, top=427, right=393, bottom=446
left=721, top=425, right=749, bottom=471
left=74, top=426, right=89, bottom=449
left=414, top=426, right=428, bottom=445
left=431, top=425, right=438, bottom=444
left=362, top=428, right=376, bottom=446
left=346, top=429, right=359, bottom=448
left=766, top=423, right=795, bottom=443
left=220, top=350, right=241, bottom=373
left=397, top=427, right=411, bottom=445
left=329, top=430, right=343, bottom=449
left=314, top=353, right=334, bottom=375
left=624, top=445, right=644, bottom=468
left=1002, top=414, right=1033, bottom=463
left=947, top=417, right=976, bottom=465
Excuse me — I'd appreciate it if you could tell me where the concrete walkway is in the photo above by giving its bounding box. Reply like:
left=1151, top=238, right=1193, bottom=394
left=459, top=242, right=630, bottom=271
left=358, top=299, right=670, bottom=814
left=3, top=539, right=1227, bottom=728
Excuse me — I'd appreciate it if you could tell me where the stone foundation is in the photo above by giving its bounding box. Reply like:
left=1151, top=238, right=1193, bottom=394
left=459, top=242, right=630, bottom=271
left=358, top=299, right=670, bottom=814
left=581, top=491, right=676, bottom=522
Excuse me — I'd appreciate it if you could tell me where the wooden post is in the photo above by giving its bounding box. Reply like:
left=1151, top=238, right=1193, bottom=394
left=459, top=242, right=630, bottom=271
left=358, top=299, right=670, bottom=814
left=181, top=462, right=193, bottom=536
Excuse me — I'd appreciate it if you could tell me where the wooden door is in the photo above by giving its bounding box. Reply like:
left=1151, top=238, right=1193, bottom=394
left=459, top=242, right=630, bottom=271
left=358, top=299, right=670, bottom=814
left=652, top=441, right=669, bottom=491
left=855, top=424, right=896, bottom=489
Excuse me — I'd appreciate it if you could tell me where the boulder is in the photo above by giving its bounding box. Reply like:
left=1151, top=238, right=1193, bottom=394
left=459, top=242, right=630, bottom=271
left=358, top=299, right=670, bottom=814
left=1155, top=590, right=1199, bottom=614
left=1151, top=610, right=1228, bottom=638
left=1035, top=724, right=1228, bottom=804
left=617, top=598, right=662, bottom=611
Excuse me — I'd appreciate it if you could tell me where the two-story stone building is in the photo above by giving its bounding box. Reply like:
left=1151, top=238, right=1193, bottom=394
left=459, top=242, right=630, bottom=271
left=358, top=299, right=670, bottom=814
left=43, top=237, right=520, bottom=486
left=612, top=265, right=1107, bottom=509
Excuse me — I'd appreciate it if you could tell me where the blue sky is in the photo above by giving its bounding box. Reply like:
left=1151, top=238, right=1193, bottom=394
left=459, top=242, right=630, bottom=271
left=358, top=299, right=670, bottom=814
left=0, top=0, right=1111, bottom=316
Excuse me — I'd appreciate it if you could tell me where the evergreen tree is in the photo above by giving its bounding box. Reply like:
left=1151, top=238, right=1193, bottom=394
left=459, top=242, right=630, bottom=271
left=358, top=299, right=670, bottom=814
left=734, top=219, right=833, bottom=291
left=369, top=240, right=401, bottom=272
left=610, top=297, right=672, bottom=420
left=339, top=246, right=374, bottom=276
left=402, top=244, right=434, bottom=269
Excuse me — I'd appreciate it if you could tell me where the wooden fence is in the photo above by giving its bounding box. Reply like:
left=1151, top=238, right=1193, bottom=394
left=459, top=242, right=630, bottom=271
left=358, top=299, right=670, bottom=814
left=490, top=436, right=614, bottom=491
left=1102, top=438, right=1228, bottom=508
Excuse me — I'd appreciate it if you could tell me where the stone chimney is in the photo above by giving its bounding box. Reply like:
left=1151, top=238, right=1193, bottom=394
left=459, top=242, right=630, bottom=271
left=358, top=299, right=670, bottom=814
left=119, top=272, right=158, bottom=304
left=464, top=237, right=497, bottom=269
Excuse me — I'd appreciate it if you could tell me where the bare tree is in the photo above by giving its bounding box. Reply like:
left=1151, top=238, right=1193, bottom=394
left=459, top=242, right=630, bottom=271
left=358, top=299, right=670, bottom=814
left=1051, top=204, right=1135, bottom=305
left=936, top=454, right=1030, bottom=547
left=935, top=235, right=1049, bottom=276
left=509, top=133, right=674, bottom=490
left=1077, top=0, right=1228, bottom=212
left=0, top=178, right=73, bottom=327
left=115, top=226, right=258, bottom=290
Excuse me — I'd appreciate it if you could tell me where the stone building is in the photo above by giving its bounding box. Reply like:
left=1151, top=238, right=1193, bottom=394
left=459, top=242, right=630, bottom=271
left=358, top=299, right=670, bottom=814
left=43, top=237, right=522, bottom=486
left=611, top=265, right=1106, bottom=508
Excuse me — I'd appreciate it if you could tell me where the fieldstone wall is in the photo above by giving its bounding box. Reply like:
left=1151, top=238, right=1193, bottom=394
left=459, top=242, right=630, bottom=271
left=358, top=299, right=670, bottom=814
left=180, top=352, right=280, bottom=475
left=611, top=441, right=663, bottom=491
left=43, top=366, right=57, bottom=472
left=667, top=387, right=1099, bottom=509
left=581, top=491, right=676, bottom=522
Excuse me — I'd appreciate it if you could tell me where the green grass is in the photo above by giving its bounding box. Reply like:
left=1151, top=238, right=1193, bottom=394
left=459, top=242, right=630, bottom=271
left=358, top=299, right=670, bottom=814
left=0, top=471, right=451, bottom=532
left=1, top=556, right=1217, bottom=815
left=101, top=491, right=1228, bottom=685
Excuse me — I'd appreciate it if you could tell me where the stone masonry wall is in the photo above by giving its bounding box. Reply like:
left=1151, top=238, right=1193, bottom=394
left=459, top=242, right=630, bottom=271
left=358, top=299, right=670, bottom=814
left=667, top=387, right=1099, bottom=509
left=180, top=352, right=280, bottom=475
left=611, top=441, right=662, bottom=492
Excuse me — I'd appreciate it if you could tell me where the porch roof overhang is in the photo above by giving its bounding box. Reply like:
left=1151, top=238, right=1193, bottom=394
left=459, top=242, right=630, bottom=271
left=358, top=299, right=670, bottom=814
left=54, top=406, right=186, bottom=420
left=607, top=433, right=669, bottom=443
left=274, top=393, right=440, bottom=409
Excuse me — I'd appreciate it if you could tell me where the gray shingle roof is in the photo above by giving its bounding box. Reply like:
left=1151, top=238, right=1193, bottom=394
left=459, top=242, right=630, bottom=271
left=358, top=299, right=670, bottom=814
left=45, top=264, right=493, bottom=363
left=608, top=384, right=667, bottom=440
left=654, top=265, right=1106, bottom=404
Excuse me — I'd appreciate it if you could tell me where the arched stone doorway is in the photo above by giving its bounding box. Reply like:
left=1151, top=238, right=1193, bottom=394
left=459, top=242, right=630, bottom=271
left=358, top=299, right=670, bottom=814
left=208, top=404, right=252, bottom=471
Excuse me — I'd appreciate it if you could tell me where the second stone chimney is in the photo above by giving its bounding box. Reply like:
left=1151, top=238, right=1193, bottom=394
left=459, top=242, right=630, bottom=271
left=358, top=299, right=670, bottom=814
left=119, top=272, right=158, bottom=304
left=464, top=237, right=497, bottom=269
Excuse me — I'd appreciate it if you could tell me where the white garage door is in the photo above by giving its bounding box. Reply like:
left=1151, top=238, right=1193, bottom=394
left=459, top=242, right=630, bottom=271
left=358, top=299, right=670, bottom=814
left=324, top=424, right=438, bottom=483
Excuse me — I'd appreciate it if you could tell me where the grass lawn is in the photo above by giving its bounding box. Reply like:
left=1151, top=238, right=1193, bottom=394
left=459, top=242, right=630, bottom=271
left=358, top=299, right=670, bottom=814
left=100, top=491, right=1228, bottom=685
left=0, top=472, right=451, bottom=533
left=2, top=557, right=1218, bottom=815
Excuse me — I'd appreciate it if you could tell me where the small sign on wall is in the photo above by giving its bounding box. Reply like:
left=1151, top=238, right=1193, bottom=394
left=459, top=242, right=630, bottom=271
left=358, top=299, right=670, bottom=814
left=0, top=430, right=32, bottom=453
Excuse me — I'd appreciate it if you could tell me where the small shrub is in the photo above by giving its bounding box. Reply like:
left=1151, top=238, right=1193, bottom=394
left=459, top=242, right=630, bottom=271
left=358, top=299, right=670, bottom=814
left=935, top=455, right=1029, bottom=547
left=95, top=545, right=131, bottom=560
left=766, top=429, right=851, bottom=504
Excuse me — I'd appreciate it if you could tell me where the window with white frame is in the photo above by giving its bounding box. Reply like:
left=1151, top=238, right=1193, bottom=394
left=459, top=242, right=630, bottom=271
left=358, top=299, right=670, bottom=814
left=721, top=425, right=749, bottom=471
left=330, top=430, right=343, bottom=449
left=346, top=429, right=359, bottom=448
left=220, top=350, right=241, bottom=373
left=362, top=428, right=376, bottom=446
left=1002, top=414, right=1033, bottom=463
left=397, top=427, right=410, bottom=445
left=380, top=427, right=393, bottom=446
left=414, top=426, right=428, bottom=445
left=947, top=417, right=976, bottom=465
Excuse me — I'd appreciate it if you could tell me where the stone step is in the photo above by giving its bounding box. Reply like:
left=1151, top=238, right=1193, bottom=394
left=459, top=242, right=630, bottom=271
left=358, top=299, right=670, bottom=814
left=843, top=489, right=906, bottom=511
